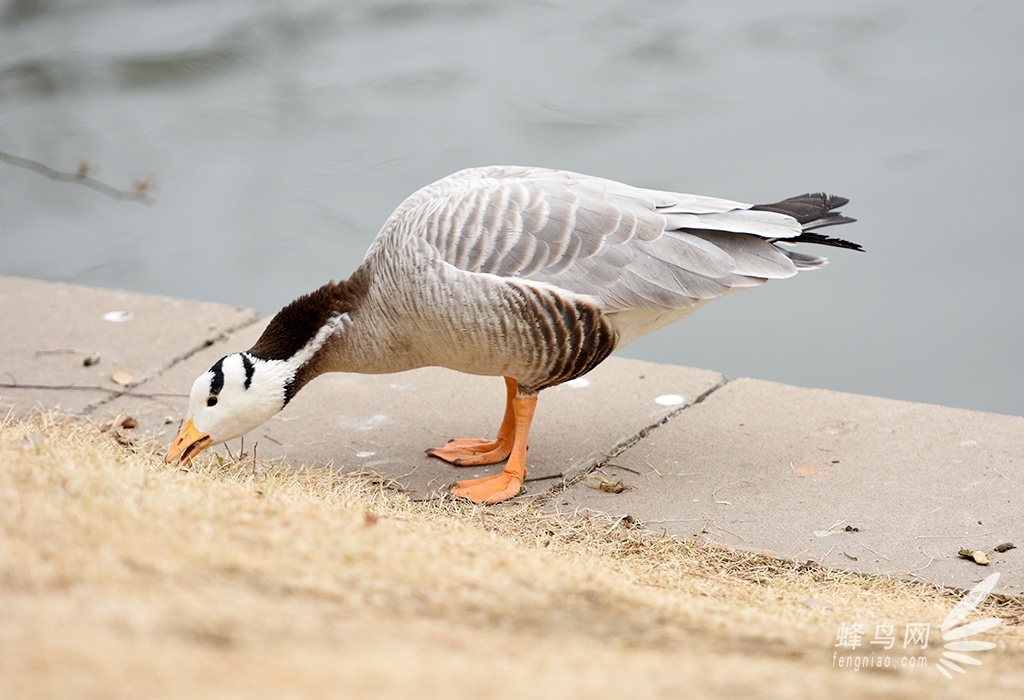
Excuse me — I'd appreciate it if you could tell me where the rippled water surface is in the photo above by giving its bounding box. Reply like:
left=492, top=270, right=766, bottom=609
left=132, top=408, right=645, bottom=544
left=2, top=0, right=1022, bottom=415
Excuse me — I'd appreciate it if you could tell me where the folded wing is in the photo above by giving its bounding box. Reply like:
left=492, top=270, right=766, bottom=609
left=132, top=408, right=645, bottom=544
left=381, top=165, right=857, bottom=312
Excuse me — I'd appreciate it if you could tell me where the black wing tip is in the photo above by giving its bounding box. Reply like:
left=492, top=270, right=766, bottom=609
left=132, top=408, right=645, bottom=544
left=791, top=231, right=864, bottom=252
left=790, top=192, right=849, bottom=210
left=753, top=192, right=861, bottom=251
left=752, top=192, right=851, bottom=218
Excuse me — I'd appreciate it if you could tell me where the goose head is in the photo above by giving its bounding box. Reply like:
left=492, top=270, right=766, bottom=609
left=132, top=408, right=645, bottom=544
left=166, top=352, right=294, bottom=464
left=165, top=276, right=370, bottom=465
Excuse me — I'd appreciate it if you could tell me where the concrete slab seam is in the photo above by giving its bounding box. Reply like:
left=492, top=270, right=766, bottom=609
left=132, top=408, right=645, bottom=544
left=541, top=375, right=732, bottom=499
left=78, top=313, right=262, bottom=415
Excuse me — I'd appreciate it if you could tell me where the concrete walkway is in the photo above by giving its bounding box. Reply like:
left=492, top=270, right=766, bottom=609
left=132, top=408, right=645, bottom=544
left=3, top=275, right=1021, bottom=595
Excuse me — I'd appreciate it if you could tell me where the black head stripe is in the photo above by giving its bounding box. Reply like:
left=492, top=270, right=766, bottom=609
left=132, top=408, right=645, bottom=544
left=209, top=357, right=227, bottom=396
left=241, top=353, right=255, bottom=390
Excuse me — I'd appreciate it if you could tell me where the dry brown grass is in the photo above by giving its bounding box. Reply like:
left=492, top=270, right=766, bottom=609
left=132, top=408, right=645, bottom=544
left=2, top=414, right=1023, bottom=699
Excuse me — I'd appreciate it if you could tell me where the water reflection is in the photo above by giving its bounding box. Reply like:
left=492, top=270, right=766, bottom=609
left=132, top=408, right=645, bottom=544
left=1, top=0, right=1021, bottom=415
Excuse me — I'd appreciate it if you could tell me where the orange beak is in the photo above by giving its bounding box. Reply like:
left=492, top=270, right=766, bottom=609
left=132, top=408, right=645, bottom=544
left=166, top=418, right=213, bottom=464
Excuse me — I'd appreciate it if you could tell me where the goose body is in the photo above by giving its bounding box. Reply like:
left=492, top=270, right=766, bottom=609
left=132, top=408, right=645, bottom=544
left=168, top=166, right=859, bottom=503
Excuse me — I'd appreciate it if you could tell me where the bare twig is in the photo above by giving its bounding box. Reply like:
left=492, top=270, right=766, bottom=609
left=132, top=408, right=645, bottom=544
left=711, top=479, right=755, bottom=506
left=523, top=473, right=563, bottom=484
left=860, top=544, right=891, bottom=561
left=33, top=348, right=80, bottom=356
left=0, top=381, right=185, bottom=399
left=601, top=463, right=642, bottom=476
left=913, top=531, right=997, bottom=540
left=0, top=150, right=156, bottom=204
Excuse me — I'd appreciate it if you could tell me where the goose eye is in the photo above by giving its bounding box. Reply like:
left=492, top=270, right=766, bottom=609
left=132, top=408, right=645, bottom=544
left=206, top=395, right=218, bottom=407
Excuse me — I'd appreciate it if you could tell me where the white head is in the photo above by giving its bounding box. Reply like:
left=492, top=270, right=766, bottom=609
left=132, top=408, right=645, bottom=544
left=166, top=352, right=295, bottom=464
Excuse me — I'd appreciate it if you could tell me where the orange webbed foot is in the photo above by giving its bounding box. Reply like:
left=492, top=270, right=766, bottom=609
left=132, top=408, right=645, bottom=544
left=448, top=385, right=537, bottom=505
left=426, top=437, right=513, bottom=466
left=450, top=469, right=525, bottom=504
left=426, top=377, right=518, bottom=467
left=436, top=377, right=538, bottom=505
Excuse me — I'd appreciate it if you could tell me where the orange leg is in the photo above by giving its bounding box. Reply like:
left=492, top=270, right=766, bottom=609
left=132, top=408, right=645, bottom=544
left=426, top=377, right=517, bottom=466
left=449, top=389, right=538, bottom=505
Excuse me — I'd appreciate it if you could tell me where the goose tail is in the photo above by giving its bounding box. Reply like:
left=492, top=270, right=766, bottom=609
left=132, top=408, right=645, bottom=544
left=752, top=192, right=862, bottom=269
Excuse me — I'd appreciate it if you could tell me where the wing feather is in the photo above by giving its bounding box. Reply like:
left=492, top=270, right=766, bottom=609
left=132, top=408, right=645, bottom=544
left=670, top=209, right=802, bottom=239
left=377, top=166, right=850, bottom=312
left=634, top=231, right=737, bottom=278
left=687, top=230, right=797, bottom=279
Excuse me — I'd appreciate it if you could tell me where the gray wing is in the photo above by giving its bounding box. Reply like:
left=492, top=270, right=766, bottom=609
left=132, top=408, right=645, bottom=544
left=375, top=166, right=827, bottom=311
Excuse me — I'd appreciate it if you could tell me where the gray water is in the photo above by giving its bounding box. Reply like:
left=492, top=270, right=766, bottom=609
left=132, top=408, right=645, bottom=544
left=2, top=0, right=1022, bottom=416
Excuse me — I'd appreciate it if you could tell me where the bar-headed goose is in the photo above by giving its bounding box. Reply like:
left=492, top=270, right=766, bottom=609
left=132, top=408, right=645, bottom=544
left=167, top=166, right=858, bottom=503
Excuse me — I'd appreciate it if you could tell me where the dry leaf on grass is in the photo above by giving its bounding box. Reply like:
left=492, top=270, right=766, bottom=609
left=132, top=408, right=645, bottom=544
left=585, top=473, right=630, bottom=494
left=958, top=548, right=990, bottom=566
